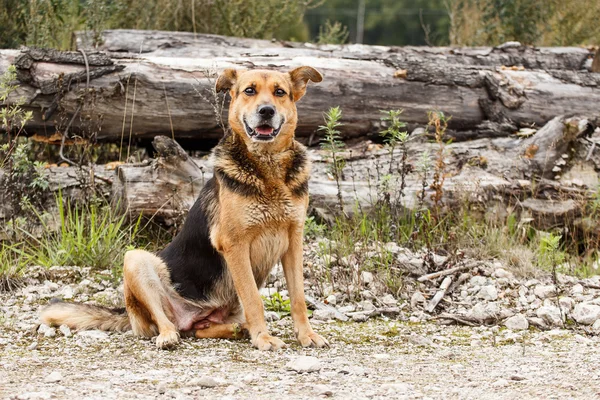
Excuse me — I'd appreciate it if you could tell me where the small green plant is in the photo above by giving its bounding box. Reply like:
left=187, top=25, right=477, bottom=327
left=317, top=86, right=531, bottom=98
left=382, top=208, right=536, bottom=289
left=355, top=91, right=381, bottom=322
left=23, top=193, right=142, bottom=274
left=0, top=242, right=31, bottom=292
left=319, top=106, right=346, bottom=216
left=317, top=20, right=349, bottom=45
left=262, top=292, right=291, bottom=316
left=304, top=215, right=325, bottom=239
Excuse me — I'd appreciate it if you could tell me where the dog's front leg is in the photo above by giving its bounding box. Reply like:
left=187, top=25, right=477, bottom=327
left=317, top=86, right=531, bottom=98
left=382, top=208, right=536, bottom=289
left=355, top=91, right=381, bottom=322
left=222, top=242, right=285, bottom=351
left=282, top=226, right=329, bottom=348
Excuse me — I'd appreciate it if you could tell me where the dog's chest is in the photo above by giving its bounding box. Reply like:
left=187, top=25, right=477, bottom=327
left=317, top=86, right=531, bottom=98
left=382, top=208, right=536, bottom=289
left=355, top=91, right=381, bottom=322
left=249, top=228, right=289, bottom=286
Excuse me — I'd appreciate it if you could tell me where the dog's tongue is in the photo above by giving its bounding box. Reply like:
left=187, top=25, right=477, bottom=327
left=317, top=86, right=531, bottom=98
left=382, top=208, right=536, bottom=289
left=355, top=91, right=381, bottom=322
left=255, top=125, right=274, bottom=136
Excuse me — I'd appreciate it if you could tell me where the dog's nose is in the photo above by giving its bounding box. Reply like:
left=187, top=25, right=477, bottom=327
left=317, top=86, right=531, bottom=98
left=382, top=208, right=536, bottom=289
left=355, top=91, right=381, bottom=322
left=258, top=105, right=275, bottom=118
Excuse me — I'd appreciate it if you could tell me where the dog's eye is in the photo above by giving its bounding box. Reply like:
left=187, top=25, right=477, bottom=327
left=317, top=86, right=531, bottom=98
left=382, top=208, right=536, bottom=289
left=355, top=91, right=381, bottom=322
left=274, top=88, right=286, bottom=97
left=244, top=87, right=256, bottom=95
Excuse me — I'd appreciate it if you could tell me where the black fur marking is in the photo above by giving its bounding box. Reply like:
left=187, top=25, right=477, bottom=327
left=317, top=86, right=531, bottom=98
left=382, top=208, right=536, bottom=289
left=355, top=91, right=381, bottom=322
left=215, top=168, right=261, bottom=197
left=285, top=149, right=306, bottom=184
left=159, top=178, right=224, bottom=302
left=291, top=179, right=309, bottom=197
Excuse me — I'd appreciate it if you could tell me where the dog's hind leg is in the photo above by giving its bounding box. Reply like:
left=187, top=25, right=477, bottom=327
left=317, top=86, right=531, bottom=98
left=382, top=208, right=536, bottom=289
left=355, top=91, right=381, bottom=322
left=123, top=249, right=180, bottom=349
left=193, top=323, right=248, bottom=340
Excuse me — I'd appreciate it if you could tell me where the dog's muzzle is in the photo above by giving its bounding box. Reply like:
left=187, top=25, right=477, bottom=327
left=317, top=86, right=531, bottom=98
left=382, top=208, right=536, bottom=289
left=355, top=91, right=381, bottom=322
left=243, top=118, right=284, bottom=142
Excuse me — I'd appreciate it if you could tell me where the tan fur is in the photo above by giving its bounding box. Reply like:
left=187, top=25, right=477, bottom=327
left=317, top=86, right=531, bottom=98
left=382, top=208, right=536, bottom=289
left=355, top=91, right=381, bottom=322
left=41, top=67, right=327, bottom=351
left=41, top=303, right=130, bottom=332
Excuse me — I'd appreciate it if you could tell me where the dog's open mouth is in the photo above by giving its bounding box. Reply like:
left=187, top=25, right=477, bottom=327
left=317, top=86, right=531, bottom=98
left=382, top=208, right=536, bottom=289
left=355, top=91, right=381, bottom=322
left=244, top=119, right=283, bottom=142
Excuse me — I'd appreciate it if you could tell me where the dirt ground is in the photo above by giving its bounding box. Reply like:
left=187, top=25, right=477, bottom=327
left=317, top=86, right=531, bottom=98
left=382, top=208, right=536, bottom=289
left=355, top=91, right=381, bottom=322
left=2, top=306, right=600, bottom=400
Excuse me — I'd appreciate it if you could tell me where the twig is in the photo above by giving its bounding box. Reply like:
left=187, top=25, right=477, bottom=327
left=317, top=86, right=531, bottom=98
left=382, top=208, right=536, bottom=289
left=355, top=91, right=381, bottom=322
left=436, top=313, right=479, bottom=327
left=417, top=261, right=479, bottom=282
left=425, top=276, right=453, bottom=312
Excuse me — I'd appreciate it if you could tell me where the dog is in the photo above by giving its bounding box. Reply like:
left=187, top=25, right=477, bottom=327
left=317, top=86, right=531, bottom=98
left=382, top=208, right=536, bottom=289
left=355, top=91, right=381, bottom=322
left=41, top=66, right=327, bottom=351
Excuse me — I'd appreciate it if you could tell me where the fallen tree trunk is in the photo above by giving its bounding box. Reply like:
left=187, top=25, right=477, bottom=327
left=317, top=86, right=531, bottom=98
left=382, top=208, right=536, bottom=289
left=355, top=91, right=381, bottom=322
left=0, top=30, right=598, bottom=147
left=5, top=114, right=595, bottom=233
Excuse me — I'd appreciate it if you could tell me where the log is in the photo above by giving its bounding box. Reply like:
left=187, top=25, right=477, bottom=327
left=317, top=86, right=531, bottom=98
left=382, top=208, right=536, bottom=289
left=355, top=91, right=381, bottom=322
left=4, top=113, right=591, bottom=235
left=0, top=30, right=599, bottom=147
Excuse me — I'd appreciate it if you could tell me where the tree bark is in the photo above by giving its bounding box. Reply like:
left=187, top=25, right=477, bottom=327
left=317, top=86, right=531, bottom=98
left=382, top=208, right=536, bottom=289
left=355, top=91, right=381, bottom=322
left=0, top=30, right=598, bottom=147
left=10, top=114, right=594, bottom=233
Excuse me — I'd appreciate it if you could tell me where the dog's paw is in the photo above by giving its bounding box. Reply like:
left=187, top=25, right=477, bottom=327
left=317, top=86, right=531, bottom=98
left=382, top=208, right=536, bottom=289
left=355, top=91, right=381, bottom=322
left=252, top=332, right=286, bottom=351
left=156, top=330, right=180, bottom=350
left=297, top=331, right=329, bottom=348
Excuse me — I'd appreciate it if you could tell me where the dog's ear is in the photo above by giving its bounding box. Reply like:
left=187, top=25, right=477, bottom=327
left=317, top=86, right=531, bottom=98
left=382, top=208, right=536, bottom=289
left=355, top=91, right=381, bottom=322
left=215, top=69, right=238, bottom=93
left=288, top=66, right=322, bottom=102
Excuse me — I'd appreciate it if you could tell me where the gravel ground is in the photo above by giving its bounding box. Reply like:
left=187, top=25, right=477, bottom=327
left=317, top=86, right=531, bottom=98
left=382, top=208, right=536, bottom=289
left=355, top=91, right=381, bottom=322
left=2, top=294, right=600, bottom=399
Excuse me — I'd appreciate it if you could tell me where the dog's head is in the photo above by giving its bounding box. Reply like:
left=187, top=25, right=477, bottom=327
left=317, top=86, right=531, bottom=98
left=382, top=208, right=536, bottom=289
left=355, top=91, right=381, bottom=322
left=216, top=67, right=322, bottom=148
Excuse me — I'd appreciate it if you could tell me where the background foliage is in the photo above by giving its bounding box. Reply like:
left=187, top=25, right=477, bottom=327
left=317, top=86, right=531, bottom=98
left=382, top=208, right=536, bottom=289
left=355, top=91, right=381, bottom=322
left=1, top=0, right=599, bottom=49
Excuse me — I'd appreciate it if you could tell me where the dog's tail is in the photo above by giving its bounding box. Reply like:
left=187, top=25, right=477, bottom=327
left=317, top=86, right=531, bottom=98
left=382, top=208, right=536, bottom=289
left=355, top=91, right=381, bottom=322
left=41, top=299, right=131, bottom=332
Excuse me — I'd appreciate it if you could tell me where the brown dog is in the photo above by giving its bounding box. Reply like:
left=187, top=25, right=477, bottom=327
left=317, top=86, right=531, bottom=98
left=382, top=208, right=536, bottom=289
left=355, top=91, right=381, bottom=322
left=41, top=66, right=327, bottom=351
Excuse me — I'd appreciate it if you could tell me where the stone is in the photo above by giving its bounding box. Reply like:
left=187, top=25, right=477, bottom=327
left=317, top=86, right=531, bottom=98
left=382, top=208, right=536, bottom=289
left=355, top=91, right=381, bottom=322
left=27, top=342, right=38, bottom=351
left=338, top=305, right=355, bottom=314
left=492, top=378, right=509, bottom=387
left=536, top=306, right=564, bottom=327
left=350, top=312, right=371, bottom=322
left=61, top=286, right=74, bottom=300
left=313, top=384, right=333, bottom=397
left=571, top=284, right=584, bottom=295
left=410, top=292, right=426, bottom=308
left=59, top=325, right=72, bottom=337
left=44, top=371, right=63, bottom=383
left=381, top=383, right=412, bottom=394
left=493, top=268, right=513, bottom=279
left=44, top=328, right=56, bottom=338
left=477, top=285, right=498, bottom=301
left=77, top=330, right=109, bottom=340
left=358, top=300, right=375, bottom=311
left=470, top=276, right=487, bottom=287
left=504, top=314, right=529, bottom=331
left=468, top=302, right=499, bottom=322
left=572, top=303, right=600, bottom=325
left=534, top=285, right=557, bottom=299
left=157, top=383, right=167, bottom=394
left=361, top=271, right=374, bottom=285
left=286, top=356, right=321, bottom=373
left=37, top=324, right=50, bottom=335
left=312, top=309, right=337, bottom=321
left=559, top=297, right=575, bottom=312
left=325, top=294, right=337, bottom=305
left=381, top=294, right=397, bottom=306
left=592, top=319, right=600, bottom=334
left=408, top=334, right=434, bottom=347
left=190, top=376, right=219, bottom=388
left=264, top=311, right=280, bottom=322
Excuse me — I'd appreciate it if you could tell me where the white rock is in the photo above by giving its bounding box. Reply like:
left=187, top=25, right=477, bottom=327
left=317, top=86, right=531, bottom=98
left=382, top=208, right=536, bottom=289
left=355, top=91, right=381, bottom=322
left=264, top=311, right=280, bottom=322
left=492, top=378, right=509, bottom=387
left=534, top=285, right=556, bottom=299
left=44, top=371, right=63, bottom=383
left=312, top=309, right=336, bottom=321
left=571, top=284, right=584, bottom=295
left=351, top=312, right=371, bottom=322
left=259, top=287, right=277, bottom=297
left=313, top=384, right=333, bottom=397
left=59, top=325, right=72, bottom=337
left=37, top=324, right=50, bottom=335
left=384, top=242, right=401, bottom=254
left=504, top=314, right=529, bottom=331
left=338, top=305, right=355, bottom=314
left=358, top=300, right=376, bottom=311
left=190, top=376, right=219, bottom=388
left=572, top=303, right=600, bottom=325
left=493, top=268, right=513, bottom=279
left=559, top=297, right=575, bottom=312
left=536, top=305, right=564, bottom=327
left=468, top=302, right=499, bottom=322
left=410, top=292, right=426, bottom=308
left=381, top=382, right=412, bottom=394
left=44, top=328, right=56, bottom=338
left=44, top=281, right=59, bottom=291
left=592, top=319, right=600, bottom=334
left=381, top=294, right=397, bottom=306
left=325, top=294, right=337, bottom=305
left=61, top=286, right=74, bottom=300
left=470, top=276, right=487, bottom=287
left=361, top=271, right=374, bottom=285
left=77, top=330, right=109, bottom=340
left=408, top=334, right=434, bottom=347
left=477, top=285, right=498, bottom=301
left=286, top=356, right=321, bottom=373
